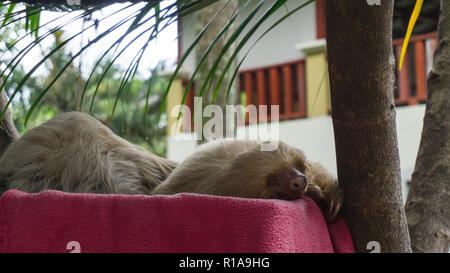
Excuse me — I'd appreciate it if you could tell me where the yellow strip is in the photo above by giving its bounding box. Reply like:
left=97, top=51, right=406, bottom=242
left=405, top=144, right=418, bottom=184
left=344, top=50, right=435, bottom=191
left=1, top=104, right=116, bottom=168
left=399, top=0, right=424, bottom=71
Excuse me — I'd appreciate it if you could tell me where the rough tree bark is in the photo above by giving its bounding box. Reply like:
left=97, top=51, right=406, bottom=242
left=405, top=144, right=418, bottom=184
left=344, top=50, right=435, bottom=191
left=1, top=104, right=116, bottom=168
left=325, top=0, right=411, bottom=252
left=405, top=0, right=450, bottom=253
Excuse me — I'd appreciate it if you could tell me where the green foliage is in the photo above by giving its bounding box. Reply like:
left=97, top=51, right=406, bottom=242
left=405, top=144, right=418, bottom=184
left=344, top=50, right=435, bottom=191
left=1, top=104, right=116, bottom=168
left=81, top=59, right=169, bottom=156
left=0, top=15, right=168, bottom=156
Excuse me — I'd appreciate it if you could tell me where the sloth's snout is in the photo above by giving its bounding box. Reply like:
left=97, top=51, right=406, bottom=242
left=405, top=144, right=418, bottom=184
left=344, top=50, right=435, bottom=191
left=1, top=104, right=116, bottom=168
left=289, top=174, right=307, bottom=193
left=288, top=168, right=308, bottom=195
left=274, top=167, right=309, bottom=200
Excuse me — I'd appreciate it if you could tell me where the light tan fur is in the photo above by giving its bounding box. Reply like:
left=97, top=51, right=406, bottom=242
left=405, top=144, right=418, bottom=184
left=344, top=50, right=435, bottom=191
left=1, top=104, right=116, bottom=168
left=152, top=140, right=343, bottom=220
left=0, top=112, right=177, bottom=195
left=0, top=113, right=342, bottom=219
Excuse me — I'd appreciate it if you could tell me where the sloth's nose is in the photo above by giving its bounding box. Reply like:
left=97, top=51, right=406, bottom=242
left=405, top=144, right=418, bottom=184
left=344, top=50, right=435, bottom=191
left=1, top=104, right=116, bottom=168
left=289, top=173, right=308, bottom=193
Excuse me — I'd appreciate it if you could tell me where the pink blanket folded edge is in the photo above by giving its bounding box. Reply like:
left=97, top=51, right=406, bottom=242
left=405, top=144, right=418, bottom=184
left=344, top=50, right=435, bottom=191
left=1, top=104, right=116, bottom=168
left=0, top=189, right=354, bottom=253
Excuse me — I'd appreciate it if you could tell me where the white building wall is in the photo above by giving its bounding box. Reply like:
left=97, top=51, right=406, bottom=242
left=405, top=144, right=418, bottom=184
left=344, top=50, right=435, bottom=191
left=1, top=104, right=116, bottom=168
left=166, top=105, right=426, bottom=201
left=180, top=0, right=317, bottom=74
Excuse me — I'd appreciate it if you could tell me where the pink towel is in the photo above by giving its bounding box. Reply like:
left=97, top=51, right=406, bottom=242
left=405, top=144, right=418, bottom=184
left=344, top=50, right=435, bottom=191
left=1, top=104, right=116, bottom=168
left=0, top=190, right=354, bottom=253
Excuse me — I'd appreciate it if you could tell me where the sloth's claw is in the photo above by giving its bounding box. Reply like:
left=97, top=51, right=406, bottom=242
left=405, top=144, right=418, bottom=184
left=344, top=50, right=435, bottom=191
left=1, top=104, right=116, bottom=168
left=325, top=186, right=343, bottom=222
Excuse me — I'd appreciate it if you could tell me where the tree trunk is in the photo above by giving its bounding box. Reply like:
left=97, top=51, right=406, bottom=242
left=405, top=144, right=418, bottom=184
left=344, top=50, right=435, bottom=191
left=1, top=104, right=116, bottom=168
left=405, top=0, right=450, bottom=253
left=0, top=83, right=20, bottom=156
left=325, top=0, right=411, bottom=253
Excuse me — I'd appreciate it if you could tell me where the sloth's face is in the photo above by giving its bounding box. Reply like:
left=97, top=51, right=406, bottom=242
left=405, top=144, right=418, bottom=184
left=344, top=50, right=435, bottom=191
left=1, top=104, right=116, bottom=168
left=260, top=142, right=311, bottom=200
left=227, top=141, right=311, bottom=200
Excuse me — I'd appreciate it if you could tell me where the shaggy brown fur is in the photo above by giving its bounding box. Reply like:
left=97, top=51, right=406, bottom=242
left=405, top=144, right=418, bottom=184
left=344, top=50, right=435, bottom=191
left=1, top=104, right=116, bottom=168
left=0, top=112, right=177, bottom=195
left=152, top=140, right=343, bottom=220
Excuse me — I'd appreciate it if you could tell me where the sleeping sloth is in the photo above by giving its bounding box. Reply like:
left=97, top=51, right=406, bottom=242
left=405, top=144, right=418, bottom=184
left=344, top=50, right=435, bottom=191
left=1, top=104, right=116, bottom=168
left=153, top=140, right=343, bottom=220
left=0, top=112, right=343, bottom=220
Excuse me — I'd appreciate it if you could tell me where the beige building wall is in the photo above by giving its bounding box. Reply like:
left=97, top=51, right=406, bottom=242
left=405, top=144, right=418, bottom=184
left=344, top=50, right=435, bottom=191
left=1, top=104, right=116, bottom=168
left=296, top=39, right=331, bottom=118
left=305, top=52, right=331, bottom=118
left=165, top=77, right=185, bottom=137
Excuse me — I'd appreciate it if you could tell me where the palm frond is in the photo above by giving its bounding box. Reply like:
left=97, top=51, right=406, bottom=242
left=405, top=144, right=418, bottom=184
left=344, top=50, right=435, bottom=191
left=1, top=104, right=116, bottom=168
left=1, top=3, right=17, bottom=26
left=195, top=0, right=269, bottom=103
left=25, top=5, right=41, bottom=39
left=0, top=6, right=106, bottom=93
left=0, top=0, right=311, bottom=128
left=224, top=0, right=314, bottom=102
left=110, top=3, right=176, bottom=117
left=86, top=2, right=178, bottom=113
left=24, top=3, right=142, bottom=125
left=1, top=12, right=72, bottom=57
left=210, top=0, right=290, bottom=103
left=86, top=1, right=164, bottom=112
left=1, top=3, right=136, bottom=122
left=158, top=0, right=236, bottom=119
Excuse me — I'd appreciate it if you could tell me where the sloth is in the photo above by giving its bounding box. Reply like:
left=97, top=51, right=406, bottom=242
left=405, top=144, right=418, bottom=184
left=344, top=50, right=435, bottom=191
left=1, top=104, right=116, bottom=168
left=0, top=112, right=177, bottom=195
left=152, top=140, right=343, bottom=221
left=0, top=112, right=343, bottom=220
